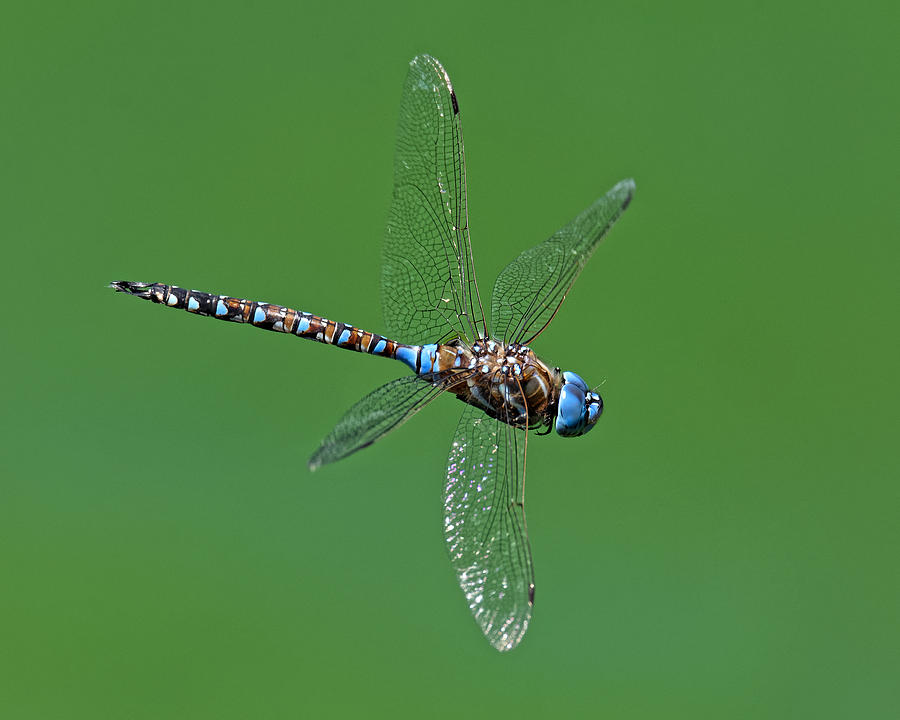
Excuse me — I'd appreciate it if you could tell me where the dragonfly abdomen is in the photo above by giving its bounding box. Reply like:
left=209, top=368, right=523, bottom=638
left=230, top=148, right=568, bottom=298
left=110, top=281, right=430, bottom=368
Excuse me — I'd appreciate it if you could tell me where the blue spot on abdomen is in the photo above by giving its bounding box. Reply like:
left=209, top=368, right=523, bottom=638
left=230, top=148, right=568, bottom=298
left=419, top=343, right=438, bottom=374
left=395, top=346, right=419, bottom=371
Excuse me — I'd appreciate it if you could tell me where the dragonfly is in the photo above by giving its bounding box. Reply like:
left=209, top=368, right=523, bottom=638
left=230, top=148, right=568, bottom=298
left=111, top=55, right=634, bottom=652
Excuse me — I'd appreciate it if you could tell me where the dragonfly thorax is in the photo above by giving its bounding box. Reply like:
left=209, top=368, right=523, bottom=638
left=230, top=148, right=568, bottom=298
left=437, top=337, right=562, bottom=430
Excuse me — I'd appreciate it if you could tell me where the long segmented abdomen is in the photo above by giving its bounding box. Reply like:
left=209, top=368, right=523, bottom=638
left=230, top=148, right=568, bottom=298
left=110, top=281, right=442, bottom=373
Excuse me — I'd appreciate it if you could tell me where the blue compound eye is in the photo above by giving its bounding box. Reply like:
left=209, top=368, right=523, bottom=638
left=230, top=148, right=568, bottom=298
left=586, top=391, right=603, bottom=426
left=556, top=376, right=603, bottom=437
left=561, top=371, right=588, bottom=392
left=556, top=383, right=587, bottom=437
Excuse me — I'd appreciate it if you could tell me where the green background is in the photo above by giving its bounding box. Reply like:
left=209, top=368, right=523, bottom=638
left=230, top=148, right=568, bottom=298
left=3, top=1, right=896, bottom=717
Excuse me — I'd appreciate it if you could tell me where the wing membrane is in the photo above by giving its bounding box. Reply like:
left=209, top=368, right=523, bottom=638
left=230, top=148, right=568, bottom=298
left=492, top=179, right=635, bottom=344
left=382, top=55, right=486, bottom=345
left=308, top=375, right=445, bottom=469
left=443, top=403, right=533, bottom=651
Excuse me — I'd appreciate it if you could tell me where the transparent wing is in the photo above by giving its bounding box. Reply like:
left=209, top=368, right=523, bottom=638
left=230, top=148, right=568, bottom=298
left=308, top=375, right=448, bottom=470
left=491, top=179, right=635, bottom=345
left=382, top=54, right=487, bottom=346
left=444, top=403, right=534, bottom=651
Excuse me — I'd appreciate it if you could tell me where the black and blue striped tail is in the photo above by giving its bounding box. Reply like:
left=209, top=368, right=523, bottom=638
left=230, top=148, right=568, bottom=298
left=109, top=281, right=433, bottom=371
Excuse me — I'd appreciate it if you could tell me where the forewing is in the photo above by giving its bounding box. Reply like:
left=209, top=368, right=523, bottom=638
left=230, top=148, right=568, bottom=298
left=444, top=404, right=534, bottom=651
left=308, top=375, right=445, bottom=469
left=382, top=54, right=486, bottom=345
left=491, top=179, right=635, bottom=344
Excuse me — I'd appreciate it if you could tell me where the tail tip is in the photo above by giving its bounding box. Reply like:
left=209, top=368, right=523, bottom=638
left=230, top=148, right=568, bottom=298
left=109, top=281, right=154, bottom=296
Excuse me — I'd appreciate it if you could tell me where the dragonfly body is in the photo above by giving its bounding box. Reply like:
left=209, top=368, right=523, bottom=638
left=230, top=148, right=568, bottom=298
left=113, top=55, right=632, bottom=652
left=111, top=281, right=567, bottom=431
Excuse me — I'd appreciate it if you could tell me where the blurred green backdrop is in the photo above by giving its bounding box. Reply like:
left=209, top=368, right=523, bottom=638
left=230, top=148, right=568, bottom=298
left=2, top=1, right=896, bottom=718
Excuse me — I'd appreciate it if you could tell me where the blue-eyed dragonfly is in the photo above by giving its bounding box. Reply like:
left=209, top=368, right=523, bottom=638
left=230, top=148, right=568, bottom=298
left=112, top=55, right=634, bottom=651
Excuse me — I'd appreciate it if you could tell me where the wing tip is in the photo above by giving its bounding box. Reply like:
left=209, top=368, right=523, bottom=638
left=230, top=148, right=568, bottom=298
left=486, top=619, right=531, bottom=653
left=408, top=54, right=454, bottom=95
left=615, top=178, right=636, bottom=209
left=602, top=178, right=635, bottom=214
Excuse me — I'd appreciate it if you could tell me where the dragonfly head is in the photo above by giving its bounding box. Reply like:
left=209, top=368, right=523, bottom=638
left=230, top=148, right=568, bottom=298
left=555, top=371, right=603, bottom=437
